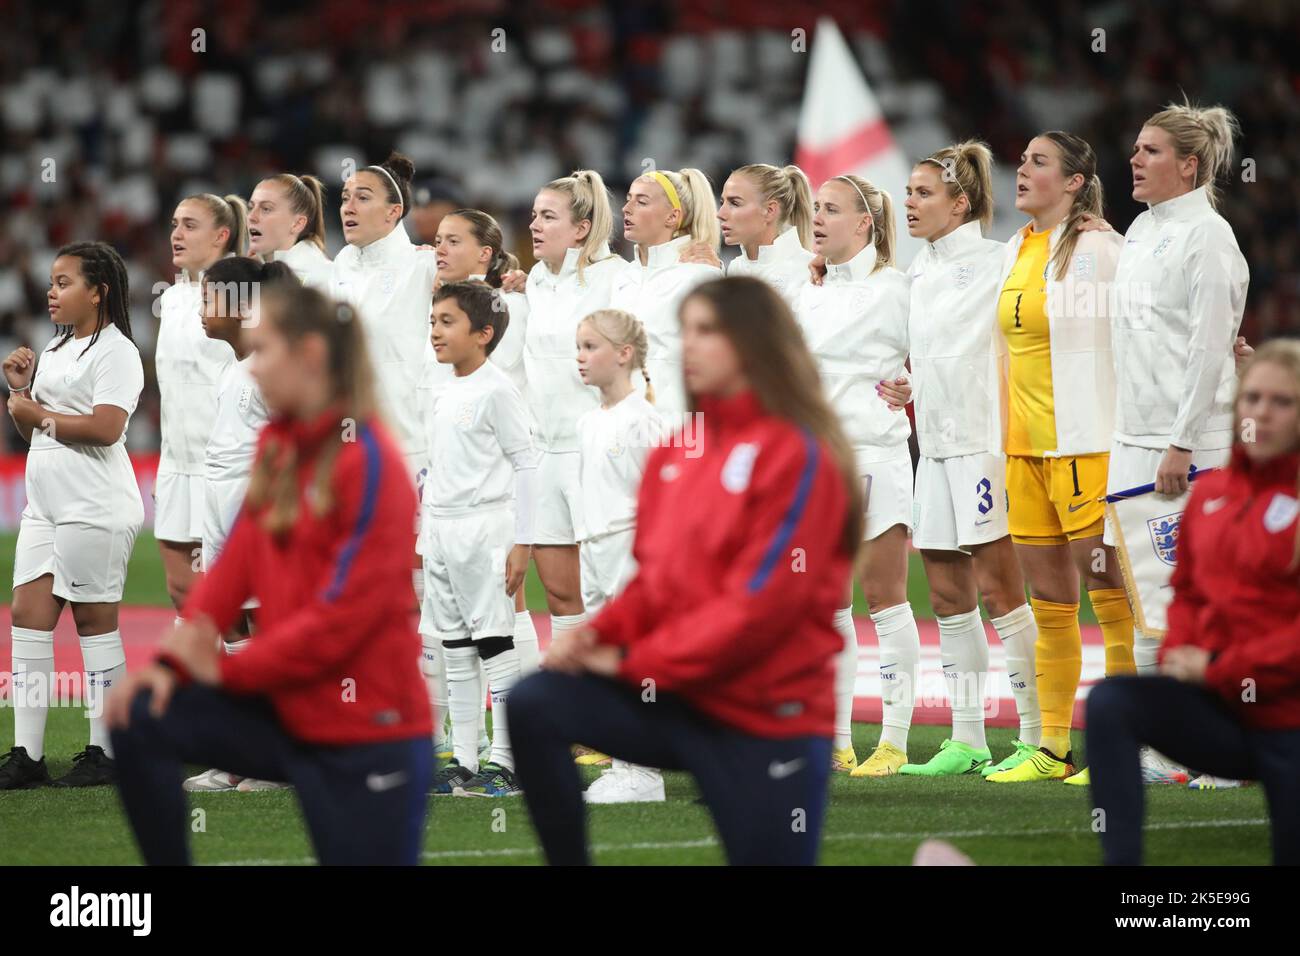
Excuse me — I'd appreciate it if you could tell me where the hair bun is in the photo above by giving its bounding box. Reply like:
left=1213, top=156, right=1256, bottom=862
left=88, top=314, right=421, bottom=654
left=383, top=152, right=416, bottom=185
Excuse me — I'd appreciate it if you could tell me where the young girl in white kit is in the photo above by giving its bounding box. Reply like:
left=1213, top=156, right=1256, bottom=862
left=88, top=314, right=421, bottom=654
left=573, top=308, right=667, bottom=803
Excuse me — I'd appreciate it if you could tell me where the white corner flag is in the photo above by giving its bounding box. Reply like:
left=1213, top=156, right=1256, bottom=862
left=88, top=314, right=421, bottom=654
left=794, top=18, right=920, bottom=263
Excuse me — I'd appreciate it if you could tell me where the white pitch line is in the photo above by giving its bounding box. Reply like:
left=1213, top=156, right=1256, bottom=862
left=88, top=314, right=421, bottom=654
left=209, top=817, right=1269, bottom=866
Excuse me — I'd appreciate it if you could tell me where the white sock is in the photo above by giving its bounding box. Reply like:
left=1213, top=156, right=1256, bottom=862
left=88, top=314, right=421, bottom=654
left=478, top=659, right=490, bottom=751
left=550, top=612, right=587, bottom=639
left=989, top=603, right=1041, bottom=747
left=549, top=612, right=587, bottom=672
left=1134, top=633, right=1161, bottom=675
left=871, top=603, right=920, bottom=752
left=11, top=627, right=55, bottom=761
left=80, top=630, right=127, bottom=758
left=443, top=643, right=482, bottom=773
left=514, top=610, right=540, bottom=676
left=482, top=645, right=521, bottom=770
left=832, top=606, right=858, bottom=751
left=420, top=636, right=449, bottom=750
left=937, top=609, right=989, bottom=750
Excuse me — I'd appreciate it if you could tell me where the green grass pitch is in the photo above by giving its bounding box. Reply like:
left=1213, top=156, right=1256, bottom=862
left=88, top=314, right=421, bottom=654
left=7, top=531, right=1240, bottom=866
left=0, top=705, right=1270, bottom=865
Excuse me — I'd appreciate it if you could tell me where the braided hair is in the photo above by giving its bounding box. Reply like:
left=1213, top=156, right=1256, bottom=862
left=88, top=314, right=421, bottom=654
left=49, top=241, right=134, bottom=358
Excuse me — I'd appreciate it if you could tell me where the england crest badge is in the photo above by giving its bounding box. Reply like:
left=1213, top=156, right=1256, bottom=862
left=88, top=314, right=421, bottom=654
left=1146, top=512, right=1181, bottom=566
left=1264, top=493, right=1299, bottom=533
left=721, top=442, right=760, bottom=494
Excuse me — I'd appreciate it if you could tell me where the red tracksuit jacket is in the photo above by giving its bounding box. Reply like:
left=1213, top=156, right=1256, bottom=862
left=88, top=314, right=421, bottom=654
left=591, top=390, right=854, bottom=739
left=1161, top=445, right=1300, bottom=730
left=180, top=409, right=433, bottom=745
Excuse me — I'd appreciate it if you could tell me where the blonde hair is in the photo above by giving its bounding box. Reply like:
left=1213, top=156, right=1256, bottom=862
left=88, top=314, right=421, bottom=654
left=245, top=286, right=378, bottom=536
left=1039, top=131, right=1105, bottom=281
left=732, top=163, right=814, bottom=249
left=919, top=140, right=995, bottom=232
left=579, top=308, right=653, bottom=403
left=540, top=169, right=617, bottom=281
left=641, top=168, right=721, bottom=250
left=185, top=193, right=250, bottom=257
left=1144, top=99, right=1241, bottom=209
left=261, top=173, right=328, bottom=253
left=830, top=174, right=894, bottom=271
left=1234, top=338, right=1300, bottom=570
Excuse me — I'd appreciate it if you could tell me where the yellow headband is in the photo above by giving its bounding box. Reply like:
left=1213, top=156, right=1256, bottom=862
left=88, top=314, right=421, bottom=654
left=651, top=171, right=682, bottom=211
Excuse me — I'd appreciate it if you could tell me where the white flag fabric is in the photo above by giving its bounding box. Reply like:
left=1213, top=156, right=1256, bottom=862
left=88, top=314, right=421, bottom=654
left=1105, top=471, right=1214, bottom=638
left=794, top=18, right=921, bottom=263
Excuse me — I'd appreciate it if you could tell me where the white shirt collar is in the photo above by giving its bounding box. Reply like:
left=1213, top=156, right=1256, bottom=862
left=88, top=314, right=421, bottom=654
left=824, top=243, right=878, bottom=283
left=636, top=234, right=694, bottom=269
left=744, top=225, right=806, bottom=264
left=271, top=240, right=325, bottom=266
left=928, top=220, right=986, bottom=260
left=536, top=243, right=612, bottom=287
left=354, top=222, right=412, bottom=266
left=1150, top=184, right=1211, bottom=224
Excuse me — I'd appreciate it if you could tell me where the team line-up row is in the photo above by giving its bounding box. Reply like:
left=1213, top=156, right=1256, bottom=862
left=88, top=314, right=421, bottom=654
left=1, top=98, right=1253, bottom=804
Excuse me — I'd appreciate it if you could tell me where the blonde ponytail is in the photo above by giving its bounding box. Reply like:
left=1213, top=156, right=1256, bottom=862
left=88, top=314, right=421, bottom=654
left=647, top=168, right=720, bottom=250
left=187, top=193, right=249, bottom=257
left=833, top=174, right=894, bottom=271
left=733, top=163, right=815, bottom=249
left=920, top=140, right=995, bottom=232
left=540, top=169, right=616, bottom=282
left=1144, top=99, right=1241, bottom=209
left=263, top=173, right=328, bottom=253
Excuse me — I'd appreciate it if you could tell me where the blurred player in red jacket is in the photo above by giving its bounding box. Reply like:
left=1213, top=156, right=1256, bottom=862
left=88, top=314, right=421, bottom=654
left=510, top=276, right=863, bottom=865
left=1087, top=339, right=1300, bottom=865
left=106, top=284, right=433, bottom=865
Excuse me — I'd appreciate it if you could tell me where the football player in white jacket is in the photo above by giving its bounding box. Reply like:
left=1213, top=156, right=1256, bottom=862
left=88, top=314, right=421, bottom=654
left=155, top=194, right=245, bottom=613
left=247, top=173, right=332, bottom=290
left=331, top=152, right=445, bottom=752
left=611, top=167, right=722, bottom=418
left=2, top=242, right=144, bottom=790
left=894, top=142, right=1044, bottom=780
left=718, top=163, right=816, bottom=306
left=523, top=171, right=625, bottom=765
left=1107, top=102, right=1250, bottom=786
left=793, top=175, right=915, bottom=776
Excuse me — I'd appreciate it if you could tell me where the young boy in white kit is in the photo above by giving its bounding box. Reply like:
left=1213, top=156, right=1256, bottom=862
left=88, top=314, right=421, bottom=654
left=423, top=281, right=539, bottom=798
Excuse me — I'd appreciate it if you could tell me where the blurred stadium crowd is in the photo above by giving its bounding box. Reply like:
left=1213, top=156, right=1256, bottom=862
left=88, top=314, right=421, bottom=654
left=1, top=0, right=1296, bottom=452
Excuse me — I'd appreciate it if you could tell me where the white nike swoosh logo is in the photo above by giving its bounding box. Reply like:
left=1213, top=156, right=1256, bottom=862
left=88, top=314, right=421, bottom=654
left=768, top=758, right=806, bottom=780
left=366, top=770, right=409, bottom=792
left=1203, top=496, right=1228, bottom=513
